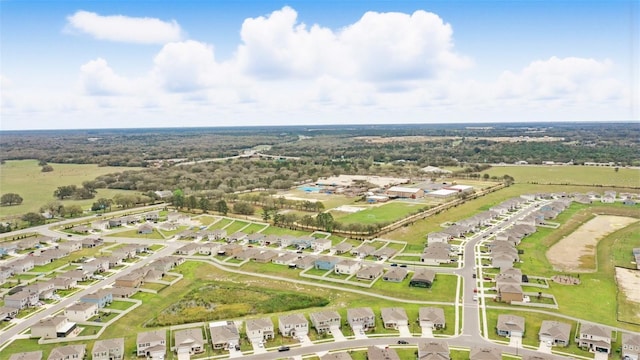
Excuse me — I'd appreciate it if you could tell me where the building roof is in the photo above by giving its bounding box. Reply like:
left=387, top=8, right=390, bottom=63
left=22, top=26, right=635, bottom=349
left=137, top=329, right=166, bottom=344
left=175, top=328, right=204, bottom=348
left=47, top=345, right=86, bottom=360
left=347, top=307, right=374, bottom=320
left=497, top=314, right=525, bottom=333
left=381, top=307, right=408, bottom=322
left=623, top=332, right=640, bottom=347
left=9, top=351, right=43, bottom=360
left=387, top=186, right=422, bottom=193
left=383, top=267, right=408, bottom=281
left=245, top=317, right=273, bottom=332
left=411, top=269, right=436, bottom=283
left=93, top=338, right=124, bottom=354
left=66, top=302, right=97, bottom=312
left=539, top=321, right=571, bottom=341
left=419, top=307, right=445, bottom=324
left=367, top=346, right=401, bottom=360
left=34, top=315, right=67, bottom=329
left=469, top=347, right=501, bottom=360
left=279, top=313, right=307, bottom=326
left=310, top=310, right=341, bottom=324
left=580, top=323, right=611, bottom=339
left=418, top=341, right=450, bottom=360
left=209, top=321, right=239, bottom=342
left=320, top=353, right=353, bottom=360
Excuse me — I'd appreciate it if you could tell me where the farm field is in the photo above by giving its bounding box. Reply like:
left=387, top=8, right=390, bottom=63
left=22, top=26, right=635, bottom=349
left=0, top=160, right=143, bottom=219
left=481, top=165, right=640, bottom=187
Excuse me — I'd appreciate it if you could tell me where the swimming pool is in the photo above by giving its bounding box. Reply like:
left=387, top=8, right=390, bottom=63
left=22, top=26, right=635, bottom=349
left=299, top=186, right=323, bottom=192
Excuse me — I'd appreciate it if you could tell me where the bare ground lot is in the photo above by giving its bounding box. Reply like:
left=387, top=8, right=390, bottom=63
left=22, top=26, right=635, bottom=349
left=547, top=215, right=638, bottom=272
left=616, top=268, right=640, bottom=304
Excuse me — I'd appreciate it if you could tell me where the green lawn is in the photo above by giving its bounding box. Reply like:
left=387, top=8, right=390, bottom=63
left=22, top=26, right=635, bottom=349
left=261, top=226, right=312, bottom=237
left=332, top=202, right=427, bottom=225
left=243, top=223, right=268, bottom=234
left=222, top=220, right=249, bottom=233
left=195, top=215, right=219, bottom=226
left=107, top=228, right=165, bottom=240
left=0, top=159, right=143, bottom=219
left=370, top=273, right=458, bottom=302
left=481, top=165, right=640, bottom=187
left=208, top=217, right=233, bottom=229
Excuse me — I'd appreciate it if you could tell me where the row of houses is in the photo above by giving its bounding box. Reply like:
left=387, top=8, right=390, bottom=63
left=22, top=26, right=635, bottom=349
left=0, top=235, right=57, bottom=256
left=9, top=338, right=124, bottom=360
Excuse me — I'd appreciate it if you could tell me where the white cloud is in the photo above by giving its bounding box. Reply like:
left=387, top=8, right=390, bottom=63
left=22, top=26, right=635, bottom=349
left=237, top=7, right=471, bottom=83
left=66, top=10, right=183, bottom=44
left=79, top=58, right=132, bottom=95
left=495, top=56, right=621, bottom=101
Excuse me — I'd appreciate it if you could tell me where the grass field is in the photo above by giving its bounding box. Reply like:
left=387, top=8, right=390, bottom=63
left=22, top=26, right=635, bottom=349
left=223, top=220, right=249, bottom=233
left=332, top=202, right=427, bottom=225
left=481, top=165, right=640, bottom=187
left=0, top=159, right=143, bottom=219
left=511, top=203, right=640, bottom=331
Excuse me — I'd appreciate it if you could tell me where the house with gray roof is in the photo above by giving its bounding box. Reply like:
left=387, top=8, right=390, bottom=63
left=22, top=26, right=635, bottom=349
left=137, top=329, right=166, bottom=358
left=92, top=338, right=124, bottom=360
left=320, top=353, right=352, bottom=360
left=174, top=328, right=204, bottom=355
left=356, top=264, right=384, bottom=280
left=47, top=345, right=86, bottom=360
left=539, top=320, right=571, bottom=347
left=383, top=267, right=408, bottom=282
left=368, top=346, right=400, bottom=360
left=418, top=307, right=445, bottom=330
left=470, top=347, right=501, bottom=360
left=577, top=323, right=612, bottom=354
left=209, top=321, right=240, bottom=350
left=245, top=317, right=274, bottom=342
left=410, top=269, right=436, bottom=288
left=496, top=314, right=525, bottom=337
left=310, top=310, right=341, bottom=333
left=278, top=313, right=308, bottom=337
left=9, top=351, right=42, bottom=360
left=381, top=307, right=408, bottom=329
left=418, top=341, right=450, bottom=360
left=347, top=307, right=375, bottom=332
left=622, top=332, right=640, bottom=360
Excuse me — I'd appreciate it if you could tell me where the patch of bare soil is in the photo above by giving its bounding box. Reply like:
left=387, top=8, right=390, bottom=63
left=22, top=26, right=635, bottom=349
left=547, top=215, right=638, bottom=272
left=615, top=267, right=640, bottom=303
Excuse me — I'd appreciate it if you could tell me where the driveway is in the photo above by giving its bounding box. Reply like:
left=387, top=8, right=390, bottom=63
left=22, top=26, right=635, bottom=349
left=594, top=352, right=609, bottom=360
left=508, top=334, right=522, bottom=348
left=330, top=326, right=347, bottom=342
left=537, top=341, right=552, bottom=354
left=352, top=325, right=368, bottom=340
left=421, top=326, right=434, bottom=338
left=298, top=335, right=313, bottom=347
left=398, top=325, right=412, bottom=337
left=250, top=339, right=267, bottom=354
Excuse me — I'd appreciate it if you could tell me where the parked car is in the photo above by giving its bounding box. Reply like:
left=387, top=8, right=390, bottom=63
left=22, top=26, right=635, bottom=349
left=397, top=340, right=409, bottom=344
left=278, top=346, right=290, bottom=352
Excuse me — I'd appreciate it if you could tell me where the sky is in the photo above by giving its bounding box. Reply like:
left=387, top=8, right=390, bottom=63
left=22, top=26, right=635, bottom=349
left=1, top=0, right=638, bottom=130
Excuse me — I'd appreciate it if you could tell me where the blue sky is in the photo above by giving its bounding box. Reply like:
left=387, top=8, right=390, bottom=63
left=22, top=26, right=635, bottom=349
left=1, top=0, right=637, bottom=130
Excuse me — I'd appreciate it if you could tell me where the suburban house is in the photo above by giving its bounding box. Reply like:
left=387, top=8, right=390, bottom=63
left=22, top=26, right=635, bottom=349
left=381, top=307, right=409, bottom=329
left=4, top=291, right=39, bottom=310
left=622, top=333, right=640, bottom=360
left=367, top=346, right=400, bottom=360
left=356, top=264, right=384, bottom=280
left=31, top=315, right=77, bottom=339
left=418, top=307, right=446, bottom=330
left=577, top=323, right=612, bottom=353
left=92, top=338, right=124, bottom=360
left=144, top=211, right=160, bottom=221
left=383, top=267, right=408, bottom=282
left=84, top=257, right=110, bottom=273
left=332, top=242, right=353, bottom=255
left=235, top=248, right=259, bottom=261
left=279, top=313, right=308, bottom=337
left=0, top=306, right=19, bottom=320
left=312, top=238, right=332, bottom=252
left=218, top=244, right=243, bottom=257
left=426, top=232, right=452, bottom=245
left=372, top=247, right=397, bottom=260
left=80, top=289, right=113, bottom=308
left=310, top=310, right=341, bottom=334
left=496, top=314, right=525, bottom=337
left=320, top=353, right=353, bottom=360
left=198, top=242, right=220, bottom=255
left=51, top=277, right=78, bottom=290
left=64, top=302, right=98, bottom=322
left=410, top=269, right=436, bottom=288
left=351, top=244, right=376, bottom=258
left=110, top=287, right=138, bottom=298
left=293, top=255, right=317, bottom=269
left=347, top=307, right=376, bottom=332
left=227, top=231, right=247, bottom=243
left=60, top=269, right=91, bottom=282
left=138, top=224, right=154, bottom=234
left=539, top=321, right=572, bottom=347
left=8, top=258, right=34, bottom=274
left=335, top=259, right=361, bottom=275
left=315, top=256, right=339, bottom=271
left=253, top=250, right=278, bottom=263
left=115, top=271, right=145, bottom=288
left=9, top=351, right=42, bottom=360
left=46, top=345, right=86, bottom=360
left=209, top=321, right=240, bottom=350
left=24, top=281, right=56, bottom=300
left=174, top=328, right=205, bottom=355
left=421, top=243, right=452, bottom=265
left=272, top=253, right=298, bottom=266
left=469, top=347, right=502, bottom=360
left=417, top=341, right=450, bottom=360
left=209, top=229, right=227, bottom=241
left=137, top=330, right=166, bottom=358
left=497, top=284, right=524, bottom=303
left=176, top=243, right=199, bottom=256
left=245, top=317, right=274, bottom=342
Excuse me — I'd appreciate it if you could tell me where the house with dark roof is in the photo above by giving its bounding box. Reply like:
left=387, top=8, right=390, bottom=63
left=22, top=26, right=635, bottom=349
left=410, top=269, right=436, bottom=288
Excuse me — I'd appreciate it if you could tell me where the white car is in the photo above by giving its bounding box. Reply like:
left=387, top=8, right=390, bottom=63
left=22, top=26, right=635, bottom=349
left=472, top=294, right=478, bottom=301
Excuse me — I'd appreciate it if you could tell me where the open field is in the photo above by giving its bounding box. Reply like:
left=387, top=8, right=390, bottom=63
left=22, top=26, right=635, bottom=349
left=481, top=165, right=640, bottom=187
left=547, top=215, right=638, bottom=272
left=512, top=204, right=640, bottom=331
left=0, top=160, right=143, bottom=219
left=616, top=267, right=640, bottom=325
left=386, top=183, right=640, bottom=244
left=332, top=201, right=427, bottom=225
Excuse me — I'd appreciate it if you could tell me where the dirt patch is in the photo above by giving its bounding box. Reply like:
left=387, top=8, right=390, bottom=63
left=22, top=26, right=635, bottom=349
left=547, top=215, right=638, bottom=272
left=615, top=267, right=640, bottom=303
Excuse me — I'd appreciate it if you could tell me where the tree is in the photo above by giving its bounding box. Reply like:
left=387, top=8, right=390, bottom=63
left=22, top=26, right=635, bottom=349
left=316, top=212, right=334, bottom=232
left=65, top=204, right=83, bottom=217
left=172, top=189, right=184, bottom=208
left=482, top=173, right=490, bottom=180
left=53, top=185, right=77, bottom=200
left=41, top=164, right=54, bottom=172
left=40, top=201, right=64, bottom=217
left=186, top=195, right=197, bottom=210
left=233, top=201, right=255, bottom=215
left=22, top=212, right=45, bottom=226
left=1, top=193, right=23, bottom=206
left=199, top=197, right=211, bottom=213
left=91, top=198, right=112, bottom=212
left=82, top=180, right=99, bottom=195
left=214, top=200, right=229, bottom=215
left=261, top=208, right=271, bottom=222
